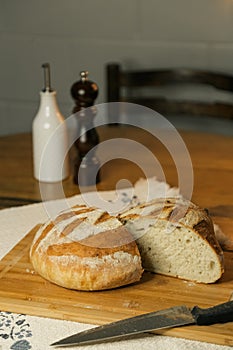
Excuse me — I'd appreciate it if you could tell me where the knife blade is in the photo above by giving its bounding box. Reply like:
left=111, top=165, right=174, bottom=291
left=51, top=300, right=233, bottom=347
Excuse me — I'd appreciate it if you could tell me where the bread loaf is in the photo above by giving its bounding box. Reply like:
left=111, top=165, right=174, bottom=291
left=30, top=204, right=143, bottom=291
left=30, top=198, right=224, bottom=290
left=119, top=197, right=224, bottom=283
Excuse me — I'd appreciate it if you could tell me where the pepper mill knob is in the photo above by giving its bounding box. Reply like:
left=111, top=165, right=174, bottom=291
left=70, top=71, right=100, bottom=186
left=71, top=71, right=98, bottom=112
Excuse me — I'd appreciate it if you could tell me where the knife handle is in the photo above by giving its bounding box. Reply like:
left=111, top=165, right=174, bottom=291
left=191, top=300, right=233, bottom=326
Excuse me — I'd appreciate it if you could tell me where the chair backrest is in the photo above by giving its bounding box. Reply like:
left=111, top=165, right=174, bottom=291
left=106, top=63, right=233, bottom=123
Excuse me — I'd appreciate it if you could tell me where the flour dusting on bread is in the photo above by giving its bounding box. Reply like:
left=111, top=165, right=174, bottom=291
left=30, top=204, right=143, bottom=291
left=119, top=198, right=224, bottom=283
left=30, top=198, right=224, bottom=290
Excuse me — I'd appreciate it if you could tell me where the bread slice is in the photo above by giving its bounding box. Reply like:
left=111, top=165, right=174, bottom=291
left=119, top=197, right=224, bottom=283
left=30, top=204, right=143, bottom=291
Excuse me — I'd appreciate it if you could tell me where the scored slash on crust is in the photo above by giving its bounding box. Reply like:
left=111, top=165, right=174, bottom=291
left=29, top=198, right=224, bottom=291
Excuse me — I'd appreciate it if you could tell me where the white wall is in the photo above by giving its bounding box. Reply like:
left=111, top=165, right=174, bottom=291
left=0, top=0, right=233, bottom=135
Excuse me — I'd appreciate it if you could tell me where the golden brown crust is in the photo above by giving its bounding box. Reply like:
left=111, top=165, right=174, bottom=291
left=119, top=197, right=224, bottom=282
left=30, top=206, right=143, bottom=291
left=94, top=212, right=112, bottom=225
left=30, top=222, right=54, bottom=256
left=30, top=197, right=224, bottom=290
left=46, top=227, right=139, bottom=258
left=119, top=197, right=223, bottom=255
left=61, top=218, right=87, bottom=237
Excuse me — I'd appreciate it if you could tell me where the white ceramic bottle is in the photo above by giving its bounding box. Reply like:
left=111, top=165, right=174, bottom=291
left=32, top=63, right=69, bottom=182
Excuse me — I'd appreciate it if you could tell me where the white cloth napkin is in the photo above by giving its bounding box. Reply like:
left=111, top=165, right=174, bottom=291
left=0, top=177, right=231, bottom=350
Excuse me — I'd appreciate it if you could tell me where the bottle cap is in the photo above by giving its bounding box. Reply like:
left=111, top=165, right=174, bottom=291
left=41, top=63, right=53, bottom=92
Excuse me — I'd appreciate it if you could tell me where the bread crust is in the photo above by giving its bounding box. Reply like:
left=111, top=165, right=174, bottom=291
left=120, top=198, right=223, bottom=256
left=30, top=205, right=143, bottom=291
left=119, top=197, right=224, bottom=283
left=30, top=198, right=224, bottom=289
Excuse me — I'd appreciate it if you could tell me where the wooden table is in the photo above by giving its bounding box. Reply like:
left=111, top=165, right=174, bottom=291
left=0, top=125, right=233, bottom=245
left=0, top=126, right=233, bottom=347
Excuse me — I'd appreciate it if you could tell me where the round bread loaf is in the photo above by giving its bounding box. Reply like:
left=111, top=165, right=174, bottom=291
left=30, top=204, right=143, bottom=291
left=119, top=197, right=224, bottom=283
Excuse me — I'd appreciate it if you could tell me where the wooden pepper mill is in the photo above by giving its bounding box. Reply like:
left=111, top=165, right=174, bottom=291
left=71, top=71, right=101, bottom=186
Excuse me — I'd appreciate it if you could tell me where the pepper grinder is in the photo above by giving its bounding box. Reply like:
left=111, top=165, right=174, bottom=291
left=32, top=63, right=69, bottom=182
left=71, top=71, right=101, bottom=186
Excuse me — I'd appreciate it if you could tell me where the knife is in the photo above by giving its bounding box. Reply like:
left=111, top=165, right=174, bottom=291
left=51, top=300, right=233, bottom=347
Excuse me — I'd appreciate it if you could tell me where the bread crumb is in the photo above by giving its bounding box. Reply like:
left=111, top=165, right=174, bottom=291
left=183, top=280, right=196, bottom=287
left=122, top=300, right=140, bottom=308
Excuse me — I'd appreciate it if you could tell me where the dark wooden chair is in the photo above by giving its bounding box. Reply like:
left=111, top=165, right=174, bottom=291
left=106, top=63, right=233, bottom=124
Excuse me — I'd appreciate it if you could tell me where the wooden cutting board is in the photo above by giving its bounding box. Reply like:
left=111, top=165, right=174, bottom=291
left=0, top=225, right=232, bottom=346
